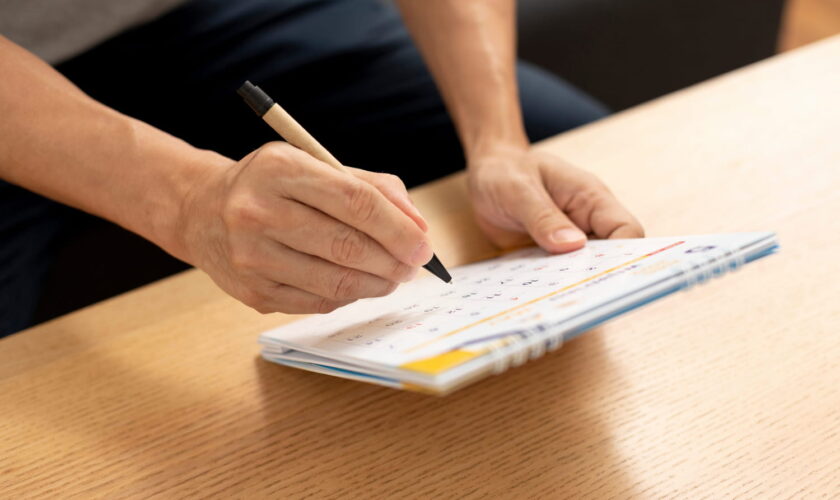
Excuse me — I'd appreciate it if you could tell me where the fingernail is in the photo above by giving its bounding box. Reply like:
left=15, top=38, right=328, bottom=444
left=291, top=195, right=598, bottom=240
left=552, top=228, right=586, bottom=244
left=410, top=241, right=432, bottom=267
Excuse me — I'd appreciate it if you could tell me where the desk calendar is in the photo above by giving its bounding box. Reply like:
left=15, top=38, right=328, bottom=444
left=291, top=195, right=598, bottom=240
left=260, top=232, right=778, bottom=394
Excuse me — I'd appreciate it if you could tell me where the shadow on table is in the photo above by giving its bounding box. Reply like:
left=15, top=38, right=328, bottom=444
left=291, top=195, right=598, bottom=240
left=2, top=320, right=637, bottom=497
left=252, top=328, right=638, bottom=498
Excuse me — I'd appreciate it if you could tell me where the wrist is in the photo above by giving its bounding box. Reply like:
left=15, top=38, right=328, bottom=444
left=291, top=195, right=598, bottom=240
left=463, top=129, right=530, bottom=163
left=157, top=148, right=233, bottom=265
left=115, top=119, right=234, bottom=264
left=457, top=104, right=530, bottom=162
left=445, top=85, right=530, bottom=161
left=464, top=136, right=532, bottom=175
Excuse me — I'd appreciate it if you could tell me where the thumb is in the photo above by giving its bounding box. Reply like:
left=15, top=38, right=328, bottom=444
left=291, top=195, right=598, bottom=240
left=508, top=183, right=586, bottom=253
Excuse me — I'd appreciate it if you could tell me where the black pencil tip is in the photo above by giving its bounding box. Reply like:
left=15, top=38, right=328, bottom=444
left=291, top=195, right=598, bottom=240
left=423, top=254, right=452, bottom=283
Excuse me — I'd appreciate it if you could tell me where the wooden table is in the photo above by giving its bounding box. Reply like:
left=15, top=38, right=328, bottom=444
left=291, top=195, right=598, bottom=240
left=3, top=37, right=839, bottom=498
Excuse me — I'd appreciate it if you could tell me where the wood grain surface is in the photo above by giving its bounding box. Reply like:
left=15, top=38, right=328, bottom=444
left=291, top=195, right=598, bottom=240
left=3, top=36, right=840, bottom=499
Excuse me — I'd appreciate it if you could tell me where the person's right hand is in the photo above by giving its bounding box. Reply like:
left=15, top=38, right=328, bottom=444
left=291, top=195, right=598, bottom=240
left=176, top=142, right=433, bottom=314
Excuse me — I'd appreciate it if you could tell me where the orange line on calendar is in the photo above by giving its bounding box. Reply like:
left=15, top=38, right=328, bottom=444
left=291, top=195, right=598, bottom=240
left=403, top=240, right=685, bottom=353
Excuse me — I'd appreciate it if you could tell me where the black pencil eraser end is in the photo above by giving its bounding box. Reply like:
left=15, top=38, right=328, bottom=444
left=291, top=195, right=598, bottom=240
left=237, top=80, right=274, bottom=116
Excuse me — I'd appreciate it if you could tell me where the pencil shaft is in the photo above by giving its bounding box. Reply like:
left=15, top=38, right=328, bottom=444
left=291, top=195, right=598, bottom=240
left=262, top=104, right=348, bottom=173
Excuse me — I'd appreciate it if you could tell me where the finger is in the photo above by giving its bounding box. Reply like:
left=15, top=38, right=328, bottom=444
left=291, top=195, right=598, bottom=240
left=347, top=168, right=428, bottom=232
left=609, top=223, right=644, bottom=239
left=591, top=196, right=644, bottom=239
left=266, top=199, right=417, bottom=283
left=248, top=238, right=399, bottom=302
left=246, top=278, right=356, bottom=315
left=560, top=189, right=644, bottom=240
left=279, top=149, right=433, bottom=267
left=505, top=179, right=587, bottom=253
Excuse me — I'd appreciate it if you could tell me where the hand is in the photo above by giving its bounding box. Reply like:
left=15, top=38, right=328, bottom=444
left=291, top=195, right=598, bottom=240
left=176, top=142, right=433, bottom=314
left=467, top=145, right=643, bottom=252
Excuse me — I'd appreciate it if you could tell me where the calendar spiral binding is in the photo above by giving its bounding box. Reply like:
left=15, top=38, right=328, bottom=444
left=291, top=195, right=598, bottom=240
left=484, top=245, right=747, bottom=376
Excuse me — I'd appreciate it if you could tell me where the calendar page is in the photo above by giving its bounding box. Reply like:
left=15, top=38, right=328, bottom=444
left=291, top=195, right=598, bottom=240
left=260, top=233, right=777, bottom=374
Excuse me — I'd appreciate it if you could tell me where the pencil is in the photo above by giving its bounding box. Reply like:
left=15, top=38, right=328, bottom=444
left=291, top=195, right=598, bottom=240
left=237, top=81, right=451, bottom=284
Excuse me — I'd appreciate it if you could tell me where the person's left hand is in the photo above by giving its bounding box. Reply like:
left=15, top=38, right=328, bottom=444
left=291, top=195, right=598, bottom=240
left=467, top=145, right=644, bottom=253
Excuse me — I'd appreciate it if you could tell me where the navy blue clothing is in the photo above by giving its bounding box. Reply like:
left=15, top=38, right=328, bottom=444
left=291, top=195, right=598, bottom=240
left=0, top=0, right=608, bottom=336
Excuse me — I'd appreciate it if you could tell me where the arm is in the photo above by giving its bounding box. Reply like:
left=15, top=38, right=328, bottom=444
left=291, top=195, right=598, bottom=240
left=396, top=0, right=644, bottom=250
left=0, top=36, right=430, bottom=314
left=395, top=0, right=525, bottom=157
left=0, top=36, right=223, bottom=259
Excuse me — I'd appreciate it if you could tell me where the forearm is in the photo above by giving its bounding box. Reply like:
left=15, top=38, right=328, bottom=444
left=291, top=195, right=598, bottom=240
left=395, top=0, right=527, bottom=158
left=0, top=36, right=230, bottom=261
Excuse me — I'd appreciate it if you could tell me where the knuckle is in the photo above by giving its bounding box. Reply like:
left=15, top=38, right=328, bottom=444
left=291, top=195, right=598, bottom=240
left=330, top=226, right=368, bottom=264
left=332, top=268, right=361, bottom=300
left=566, top=188, right=602, bottom=212
left=390, top=259, right=413, bottom=282
left=251, top=142, right=298, bottom=174
left=378, top=281, right=399, bottom=297
left=316, top=297, right=342, bottom=314
left=240, top=288, right=265, bottom=310
left=344, top=182, right=378, bottom=224
left=253, top=303, right=274, bottom=315
left=381, top=173, right=406, bottom=191
left=258, top=141, right=293, bottom=162
left=223, top=195, right=262, bottom=230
